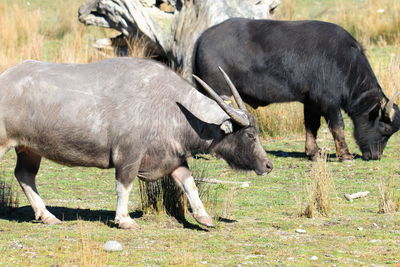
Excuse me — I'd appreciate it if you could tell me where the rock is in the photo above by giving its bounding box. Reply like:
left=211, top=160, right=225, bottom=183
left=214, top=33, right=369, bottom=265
left=295, top=229, right=307, bottom=234
left=357, top=227, right=364, bottom=231
left=104, top=240, right=123, bottom=252
left=369, top=239, right=378, bottom=243
left=241, top=182, right=249, bottom=188
left=310, top=256, right=318, bottom=260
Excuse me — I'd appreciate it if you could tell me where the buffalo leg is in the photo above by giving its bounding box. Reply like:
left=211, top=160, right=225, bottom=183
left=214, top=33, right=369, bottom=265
left=14, top=148, right=61, bottom=225
left=325, top=109, right=353, bottom=161
left=171, top=165, right=213, bottom=227
left=304, top=103, right=322, bottom=160
left=114, top=165, right=140, bottom=229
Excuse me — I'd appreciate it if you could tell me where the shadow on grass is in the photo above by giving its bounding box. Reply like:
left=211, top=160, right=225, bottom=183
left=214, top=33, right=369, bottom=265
left=179, top=218, right=210, bottom=232
left=0, top=205, right=142, bottom=227
left=217, top=217, right=237, bottom=223
left=0, top=205, right=212, bottom=231
left=267, top=150, right=362, bottom=160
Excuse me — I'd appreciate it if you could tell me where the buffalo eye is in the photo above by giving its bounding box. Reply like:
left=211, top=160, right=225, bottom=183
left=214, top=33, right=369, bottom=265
left=246, top=132, right=256, bottom=140
left=379, top=123, right=391, bottom=135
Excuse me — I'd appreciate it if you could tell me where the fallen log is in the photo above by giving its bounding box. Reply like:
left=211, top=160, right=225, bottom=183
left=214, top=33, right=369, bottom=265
left=78, top=0, right=280, bottom=78
left=344, top=191, right=370, bottom=201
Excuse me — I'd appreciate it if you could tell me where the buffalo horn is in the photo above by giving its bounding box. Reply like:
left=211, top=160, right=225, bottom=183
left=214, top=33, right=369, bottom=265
left=218, top=66, right=248, bottom=111
left=383, top=92, right=400, bottom=122
left=193, top=75, right=250, bottom=127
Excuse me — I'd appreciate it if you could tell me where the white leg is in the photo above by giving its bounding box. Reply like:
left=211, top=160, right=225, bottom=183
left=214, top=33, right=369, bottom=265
left=115, top=180, right=139, bottom=229
left=18, top=181, right=60, bottom=224
left=15, top=149, right=60, bottom=225
left=171, top=166, right=214, bottom=227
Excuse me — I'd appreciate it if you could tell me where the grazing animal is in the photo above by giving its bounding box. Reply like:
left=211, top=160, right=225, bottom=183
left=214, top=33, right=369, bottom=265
left=193, top=18, right=400, bottom=161
left=0, top=58, right=272, bottom=229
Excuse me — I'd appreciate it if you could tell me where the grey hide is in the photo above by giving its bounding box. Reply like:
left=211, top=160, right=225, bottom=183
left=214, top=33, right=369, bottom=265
left=0, top=58, right=271, bottom=229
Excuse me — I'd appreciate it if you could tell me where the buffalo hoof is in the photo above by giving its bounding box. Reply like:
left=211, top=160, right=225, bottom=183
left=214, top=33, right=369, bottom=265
left=118, top=219, right=140, bottom=230
left=194, top=214, right=214, bottom=227
left=42, top=216, right=62, bottom=225
left=338, top=154, right=354, bottom=162
left=308, top=152, right=324, bottom=162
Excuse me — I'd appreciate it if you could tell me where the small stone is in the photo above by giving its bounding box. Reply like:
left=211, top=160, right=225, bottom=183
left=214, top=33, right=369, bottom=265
left=310, top=256, right=318, bottom=260
left=296, top=229, right=307, bottom=234
left=104, top=240, right=123, bottom=252
left=372, top=223, right=379, bottom=228
left=9, top=241, right=23, bottom=249
left=357, top=227, right=363, bottom=231
left=370, top=239, right=378, bottom=243
left=241, top=182, right=249, bottom=188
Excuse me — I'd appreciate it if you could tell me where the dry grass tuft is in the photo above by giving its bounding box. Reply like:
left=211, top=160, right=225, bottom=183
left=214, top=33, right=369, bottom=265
left=53, top=222, right=108, bottom=266
left=377, top=175, right=399, bottom=213
left=138, top=177, right=187, bottom=221
left=77, top=230, right=107, bottom=267
left=275, top=0, right=400, bottom=45
left=300, top=150, right=335, bottom=218
left=220, top=187, right=238, bottom=220
left=0, top=0, right=155, bottom=72
left=138, top=160, right=229, bottom=225
left=0, top=2, right=44, bottom=71
left=125, top=35, right=157, bottom=58
left=250, top=103, right=304, bottom=137
left=0, top=179, right=19, bottom=214
left=372, top=54, right=400, bottom=98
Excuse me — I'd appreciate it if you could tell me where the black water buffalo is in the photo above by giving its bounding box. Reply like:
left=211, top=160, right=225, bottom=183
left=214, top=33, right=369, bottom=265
left=193, top=18, right=400, bottom=161
left=0, top=58, right=272, bottom=229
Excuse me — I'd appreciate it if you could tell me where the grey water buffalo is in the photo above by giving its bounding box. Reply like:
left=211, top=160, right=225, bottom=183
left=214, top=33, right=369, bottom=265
left=0, top=58, right=272, bottom=229
left=193, top=18, right=400, bottom=161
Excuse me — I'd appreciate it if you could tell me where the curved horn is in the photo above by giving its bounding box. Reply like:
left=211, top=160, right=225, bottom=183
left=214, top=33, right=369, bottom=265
left=218, top=66, right=247, bottom=111
left=383, top=92, right=400, bottom=122
left=193, top=75, right=250, bottom=127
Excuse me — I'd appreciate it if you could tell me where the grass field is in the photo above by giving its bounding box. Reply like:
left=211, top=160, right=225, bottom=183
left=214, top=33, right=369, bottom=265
left=0, top=0, right=399, bottom=266
left=0, top=131, right=399, bottom=266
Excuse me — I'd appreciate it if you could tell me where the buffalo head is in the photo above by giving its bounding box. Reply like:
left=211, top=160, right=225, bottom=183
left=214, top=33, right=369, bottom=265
left=193, top=68, right=273, bottom=175
left=355, top=92, right=400, bottom=160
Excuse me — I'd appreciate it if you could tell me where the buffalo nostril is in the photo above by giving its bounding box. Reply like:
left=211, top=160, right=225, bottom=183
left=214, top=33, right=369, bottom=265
left=266, top=161, right=273, bottom=171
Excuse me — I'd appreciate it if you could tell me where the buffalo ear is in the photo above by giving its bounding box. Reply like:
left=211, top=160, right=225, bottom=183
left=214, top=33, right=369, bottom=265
left=220, top=120, right=233, bottom=134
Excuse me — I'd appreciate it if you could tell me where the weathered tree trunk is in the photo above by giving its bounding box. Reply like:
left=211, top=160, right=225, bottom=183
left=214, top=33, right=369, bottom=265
left=78, top=0, right=280, bottom=78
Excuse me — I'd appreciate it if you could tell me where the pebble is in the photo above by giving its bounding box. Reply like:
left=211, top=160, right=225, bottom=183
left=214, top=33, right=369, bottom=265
left=295, top=229, right=307, bottom=234
left=357, top=227, right=364, bottom=231
left=241, top=183, right=249, bottom=188
left=104, top=240, right=123, bottom=252
left=310, top=256, right=318, bottom=260
left=370, top=239, right=378, bottom=243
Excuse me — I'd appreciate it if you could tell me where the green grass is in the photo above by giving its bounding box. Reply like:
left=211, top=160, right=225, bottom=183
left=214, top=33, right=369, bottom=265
left=1, top=119, right=399, bottom=266
left=1, top=0, right=399, bottom=265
